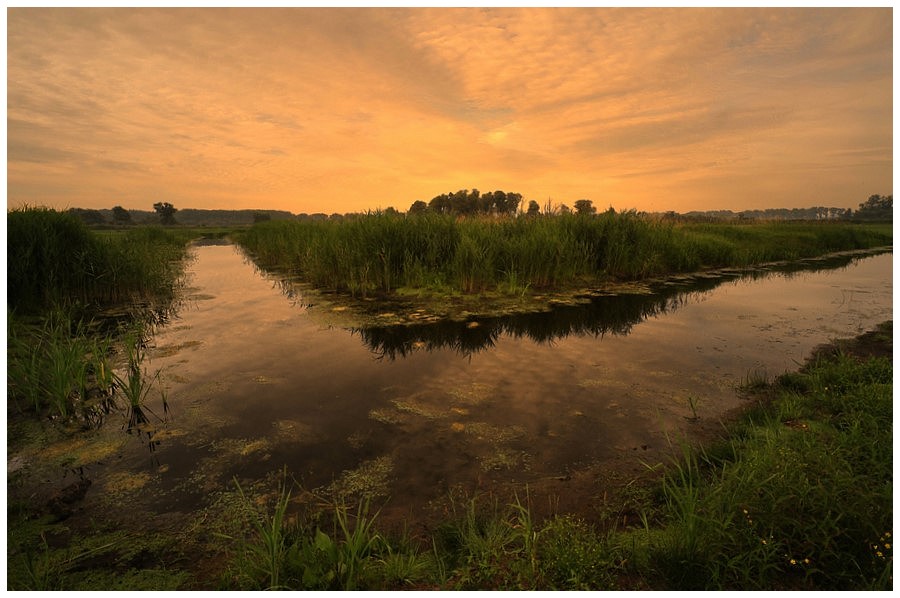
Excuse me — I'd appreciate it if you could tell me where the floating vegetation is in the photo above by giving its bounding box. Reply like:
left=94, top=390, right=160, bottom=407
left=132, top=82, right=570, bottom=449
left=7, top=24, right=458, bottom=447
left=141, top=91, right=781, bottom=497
left=39, top=435, right=125, bottom=469
left=150, top=340, right=203, bottom=359
left=448, top=382, right=493, bottom=406
left=478, top=447, right=530, bottom=472
left=463, top=422, right=526, bottom=444
left=324, top=456, right=394, bottom=501
left=103, top=471, right=153, bottom=499
left=240, top=439, right=270, bottom=457
left=368, top=408, right=403, bottom=425
left=390, top=394, right=448, bottom=420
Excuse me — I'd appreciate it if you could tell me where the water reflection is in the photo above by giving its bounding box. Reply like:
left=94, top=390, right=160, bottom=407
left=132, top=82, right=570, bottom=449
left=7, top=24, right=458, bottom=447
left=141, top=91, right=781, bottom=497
left=349, top=250, right=888, bottom=359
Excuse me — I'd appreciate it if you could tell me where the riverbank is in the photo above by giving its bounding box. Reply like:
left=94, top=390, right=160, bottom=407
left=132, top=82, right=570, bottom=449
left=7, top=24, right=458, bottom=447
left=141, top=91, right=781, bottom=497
left=252, top=245, right=892, bottom=329
left=236, top=213, right=891, bottom=304
left=8, top=322, right=891, bottom=590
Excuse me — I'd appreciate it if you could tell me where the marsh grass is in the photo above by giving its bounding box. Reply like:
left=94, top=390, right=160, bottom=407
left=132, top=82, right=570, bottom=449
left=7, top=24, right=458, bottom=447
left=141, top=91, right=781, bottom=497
left=8, top=207, right=189, bottom=314
left=629, top=349, right=893, bottom=590
left=236, top=212, right=891, bottom=298
left=7, top=207, right=191, bottom=423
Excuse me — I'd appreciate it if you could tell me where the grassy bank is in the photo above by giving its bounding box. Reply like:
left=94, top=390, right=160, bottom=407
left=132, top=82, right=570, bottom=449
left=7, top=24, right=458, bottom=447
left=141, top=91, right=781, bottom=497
left=235, top=212, right=892, bottom=298
left=7, top=207, right=194, bottom=419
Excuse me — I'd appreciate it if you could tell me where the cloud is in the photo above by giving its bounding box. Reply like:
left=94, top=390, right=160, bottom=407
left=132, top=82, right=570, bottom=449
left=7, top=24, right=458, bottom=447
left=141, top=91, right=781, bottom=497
left=6, top=7, right=892, bottom=213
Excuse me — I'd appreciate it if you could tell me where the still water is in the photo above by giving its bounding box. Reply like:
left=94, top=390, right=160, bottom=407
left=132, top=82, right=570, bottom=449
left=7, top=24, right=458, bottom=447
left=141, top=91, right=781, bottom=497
left=33, top=245, right=895, bottom=530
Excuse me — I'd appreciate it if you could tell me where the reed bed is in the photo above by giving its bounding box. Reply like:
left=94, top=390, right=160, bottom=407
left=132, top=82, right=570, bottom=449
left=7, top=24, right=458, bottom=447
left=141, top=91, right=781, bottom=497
left=236, top=212, right=892, bottom=298
left=8, top=206, right=189, bottom=314
left=7, top=207, right=191, bottom=419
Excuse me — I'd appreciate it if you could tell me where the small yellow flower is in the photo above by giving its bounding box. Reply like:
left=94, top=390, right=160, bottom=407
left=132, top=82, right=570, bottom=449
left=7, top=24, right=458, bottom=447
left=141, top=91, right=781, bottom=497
left=803, top=558, right=810, bottom=565
left=790, top=559, right=797, bottom=565
left=885, top=543, right=891, bottom=550
left=877, top=551, right=884, bottom=558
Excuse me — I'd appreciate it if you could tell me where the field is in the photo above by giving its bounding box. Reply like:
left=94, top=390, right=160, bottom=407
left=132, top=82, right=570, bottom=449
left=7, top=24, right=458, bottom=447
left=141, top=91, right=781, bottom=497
left=6, top=207, right=893, bottom=590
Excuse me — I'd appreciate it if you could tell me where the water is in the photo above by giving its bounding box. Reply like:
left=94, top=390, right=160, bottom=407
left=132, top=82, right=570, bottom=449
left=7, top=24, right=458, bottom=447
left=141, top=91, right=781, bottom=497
left=12, top=245, right=893, bottom=533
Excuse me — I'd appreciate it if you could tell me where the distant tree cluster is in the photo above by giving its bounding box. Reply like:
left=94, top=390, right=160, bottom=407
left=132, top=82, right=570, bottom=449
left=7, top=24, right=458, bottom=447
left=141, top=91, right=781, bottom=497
left=409, top=189, right=524, bottom=216
left=853, top=194, right=892, bottom=221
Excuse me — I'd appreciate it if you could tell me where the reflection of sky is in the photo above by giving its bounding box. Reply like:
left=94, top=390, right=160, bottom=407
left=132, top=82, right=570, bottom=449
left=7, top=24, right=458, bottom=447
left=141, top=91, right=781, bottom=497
left=143, top=247, right=892, bottom=502
left=7, top=8, right=892, bottom=214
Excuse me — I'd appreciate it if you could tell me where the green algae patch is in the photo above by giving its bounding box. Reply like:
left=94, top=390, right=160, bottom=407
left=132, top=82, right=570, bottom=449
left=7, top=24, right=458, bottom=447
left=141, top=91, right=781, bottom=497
left=368, top=407, right=404, bottom=425
left=391, top=393, right=450, bottom=420
left=40, top=434, right=126, bottom=469
left=449, top=382, right=494, bottom=406
left=150, top=340, right=203, bottom=359
left=323, top=456, right=394, bottom=501
left=104, top=471, right=154, bottom=499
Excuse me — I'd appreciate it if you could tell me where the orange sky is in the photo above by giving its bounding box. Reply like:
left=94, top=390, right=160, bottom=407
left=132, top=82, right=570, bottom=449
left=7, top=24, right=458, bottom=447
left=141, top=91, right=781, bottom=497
left=6, top=7, right=894, bottom=215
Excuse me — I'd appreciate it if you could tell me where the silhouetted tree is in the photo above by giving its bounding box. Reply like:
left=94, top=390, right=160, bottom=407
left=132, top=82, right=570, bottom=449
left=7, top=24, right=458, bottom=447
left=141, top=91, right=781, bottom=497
left=111, top=205, right=132, bottom=224
left=153, top=202, right=178, bottom=225
left=68, top=208, right=106, bottom=225
left=408, top=200, right=429, bottom=215
left=574, top=199, right=596, bottom=215
left=526, top=200, right=541, bottom=216
left=854, top=194, right=892, bottom=221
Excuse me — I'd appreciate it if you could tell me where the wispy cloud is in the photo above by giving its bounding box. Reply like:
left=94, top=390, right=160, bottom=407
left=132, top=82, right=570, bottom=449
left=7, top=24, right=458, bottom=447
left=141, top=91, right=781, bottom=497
left=7, top=8, right=892, bottom=213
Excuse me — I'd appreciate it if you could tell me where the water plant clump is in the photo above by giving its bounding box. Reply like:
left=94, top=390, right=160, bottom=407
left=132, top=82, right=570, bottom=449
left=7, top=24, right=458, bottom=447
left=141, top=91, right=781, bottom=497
left=8, top=206, right=190, bottom=314
left=235, top=210, right=892, bottom=301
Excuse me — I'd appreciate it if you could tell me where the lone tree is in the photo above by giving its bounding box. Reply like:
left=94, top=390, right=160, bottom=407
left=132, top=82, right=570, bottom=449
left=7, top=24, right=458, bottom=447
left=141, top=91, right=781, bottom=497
left=526, top=200, right=541, bottom=216
left=153, top=202, right=178, bottom=225
left=573, top=199, right=596, bottom=215
left=111, top=205, right=132, bottom=225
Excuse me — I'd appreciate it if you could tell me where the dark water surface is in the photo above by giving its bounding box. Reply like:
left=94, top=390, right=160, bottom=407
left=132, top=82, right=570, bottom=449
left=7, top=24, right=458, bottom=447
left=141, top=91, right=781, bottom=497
left=16, top=245, right=893, bottom=535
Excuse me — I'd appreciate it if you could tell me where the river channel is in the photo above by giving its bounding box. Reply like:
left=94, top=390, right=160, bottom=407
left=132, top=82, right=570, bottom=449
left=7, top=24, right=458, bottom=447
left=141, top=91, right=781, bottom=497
left=10, top=245, right=893, bottom=539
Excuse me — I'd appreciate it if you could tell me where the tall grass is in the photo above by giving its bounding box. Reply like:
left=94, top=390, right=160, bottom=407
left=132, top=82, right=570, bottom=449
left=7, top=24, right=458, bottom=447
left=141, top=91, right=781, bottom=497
left=7, top=207, right=191, bottom=420
left=236, top=212, right=892, bottom=298
left=8, top=206, right=189, bottom=314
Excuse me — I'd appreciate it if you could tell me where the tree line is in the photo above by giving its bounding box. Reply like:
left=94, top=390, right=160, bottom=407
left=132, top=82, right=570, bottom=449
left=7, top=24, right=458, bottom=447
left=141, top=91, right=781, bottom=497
left=62, top=192, right=892, bottom=227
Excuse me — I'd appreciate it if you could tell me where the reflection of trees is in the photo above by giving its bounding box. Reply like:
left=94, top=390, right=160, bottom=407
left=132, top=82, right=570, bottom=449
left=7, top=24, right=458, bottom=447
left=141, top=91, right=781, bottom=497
left=352, top=284, right=711, bottom=360
left=352, top=251, right=878, bottom=360
left=241, top=235, right=883, bottom=360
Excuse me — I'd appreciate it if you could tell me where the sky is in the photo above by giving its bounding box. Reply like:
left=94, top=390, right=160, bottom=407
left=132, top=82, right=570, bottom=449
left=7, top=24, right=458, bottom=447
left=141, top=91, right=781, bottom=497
left=6, top=7, right=894, bottom=215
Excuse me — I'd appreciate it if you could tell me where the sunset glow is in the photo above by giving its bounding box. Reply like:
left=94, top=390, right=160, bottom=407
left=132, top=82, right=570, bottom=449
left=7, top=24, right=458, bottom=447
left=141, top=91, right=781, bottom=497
left=6, top=7, right=893, bottom=215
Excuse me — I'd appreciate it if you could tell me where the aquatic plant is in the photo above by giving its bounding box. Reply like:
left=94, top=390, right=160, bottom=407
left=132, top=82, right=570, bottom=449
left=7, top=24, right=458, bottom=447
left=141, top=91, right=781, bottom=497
left=235, top=211, right=892, bottom=299
left=8, top=206, right=189, bottom=314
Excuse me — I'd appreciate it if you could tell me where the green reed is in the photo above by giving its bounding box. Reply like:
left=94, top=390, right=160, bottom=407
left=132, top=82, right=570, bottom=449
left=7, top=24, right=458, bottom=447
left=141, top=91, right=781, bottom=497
left=8, top=206, right=189, bottom=314
left=7, top=207, right=191, bottom=422
left=631, top=342, right=893, bottom=590
left=236, top=212, right=892, bottom=298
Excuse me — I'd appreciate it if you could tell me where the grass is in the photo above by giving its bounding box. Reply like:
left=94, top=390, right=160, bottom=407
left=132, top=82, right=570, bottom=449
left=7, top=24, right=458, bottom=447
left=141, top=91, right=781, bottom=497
left=8, top=206, right=191, bottom=314
left=7, top=207, right=194, bottom=420
left=235, top=211, right=892, bottom=299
